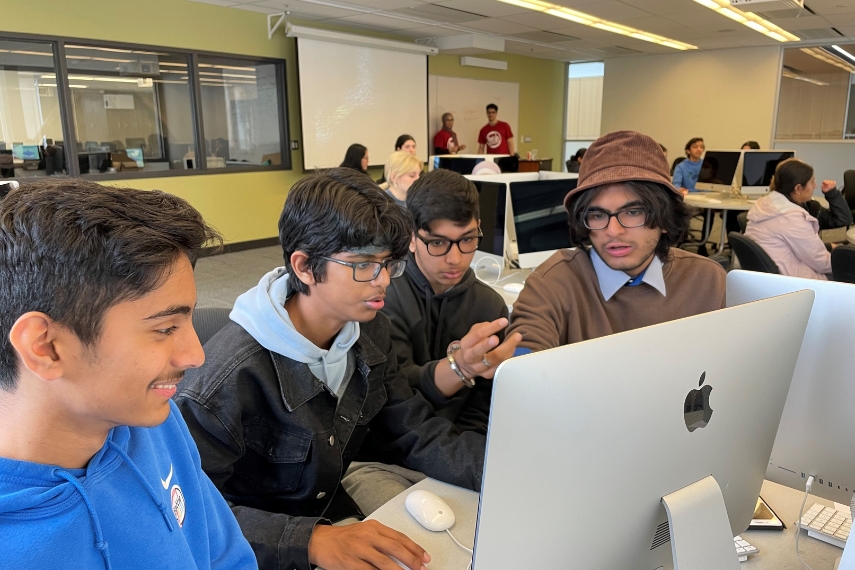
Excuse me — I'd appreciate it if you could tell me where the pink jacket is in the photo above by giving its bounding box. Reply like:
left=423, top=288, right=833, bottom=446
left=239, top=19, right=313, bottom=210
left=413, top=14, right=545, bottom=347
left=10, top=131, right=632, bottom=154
left=744, top=191, right=831, bottom=280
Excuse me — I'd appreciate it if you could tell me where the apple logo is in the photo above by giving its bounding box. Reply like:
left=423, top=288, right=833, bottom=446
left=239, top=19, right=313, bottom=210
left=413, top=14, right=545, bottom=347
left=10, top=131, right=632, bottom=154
left=684, top=371, right=713, bottom=432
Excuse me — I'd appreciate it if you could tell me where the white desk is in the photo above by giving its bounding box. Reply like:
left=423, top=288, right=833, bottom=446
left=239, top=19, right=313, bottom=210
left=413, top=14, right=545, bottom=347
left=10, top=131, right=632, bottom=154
left=683, top=193, right=755, bottom=254
left=368, top=478, right=844, bottom=569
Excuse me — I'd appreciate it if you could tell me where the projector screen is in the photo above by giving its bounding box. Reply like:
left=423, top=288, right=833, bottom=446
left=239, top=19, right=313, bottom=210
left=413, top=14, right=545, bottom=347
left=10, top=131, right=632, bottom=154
left=297, top=38, right=428, bottom=170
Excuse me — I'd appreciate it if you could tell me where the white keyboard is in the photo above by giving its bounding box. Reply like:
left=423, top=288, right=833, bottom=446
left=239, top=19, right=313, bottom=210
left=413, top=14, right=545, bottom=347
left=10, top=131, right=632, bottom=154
left=734, top=535, right=758, bottom=562
left=799, top=503, right=852, bottom=549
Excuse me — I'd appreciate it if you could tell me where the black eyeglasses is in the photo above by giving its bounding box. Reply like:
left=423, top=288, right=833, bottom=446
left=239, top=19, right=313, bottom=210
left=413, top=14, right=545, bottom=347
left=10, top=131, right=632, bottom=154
left=320, top=256, right=407, bottom=282
left=415, top=230, right=483, bottom=257
left=582, top=208, right=648, bottom=231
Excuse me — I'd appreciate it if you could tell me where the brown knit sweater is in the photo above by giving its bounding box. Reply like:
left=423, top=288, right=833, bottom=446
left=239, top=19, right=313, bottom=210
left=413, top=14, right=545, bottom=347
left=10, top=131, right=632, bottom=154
left=507, top=248, right=727, bottom=352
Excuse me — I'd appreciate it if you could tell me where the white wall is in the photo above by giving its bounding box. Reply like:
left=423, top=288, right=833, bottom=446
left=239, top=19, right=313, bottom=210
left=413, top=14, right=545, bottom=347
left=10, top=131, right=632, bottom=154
left=601, top=46, right=782, bottom=163
left=772, top=140, right=855, bottom=189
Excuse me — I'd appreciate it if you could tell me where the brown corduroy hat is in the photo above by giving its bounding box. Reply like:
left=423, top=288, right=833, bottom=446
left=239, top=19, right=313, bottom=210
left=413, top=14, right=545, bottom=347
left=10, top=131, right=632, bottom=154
left=563, top=130, right=681, bottom=212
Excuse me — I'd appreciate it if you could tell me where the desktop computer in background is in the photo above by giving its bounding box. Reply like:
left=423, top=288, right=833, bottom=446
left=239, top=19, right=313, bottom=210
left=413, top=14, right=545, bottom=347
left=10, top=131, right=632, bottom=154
left=695, top=150, right=741, bottom=194
left=741, top=150, right=795, bottom=195
left=508, top=178, right=577, bottom=269
left=473, top=291, right=814, bottom=569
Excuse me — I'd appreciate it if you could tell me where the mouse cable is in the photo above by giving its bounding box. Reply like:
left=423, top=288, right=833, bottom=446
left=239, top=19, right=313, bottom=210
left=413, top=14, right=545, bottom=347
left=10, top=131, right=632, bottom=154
left=445, top=529, right=473, bottom=570
left=795, top=475, right=816, bottom=570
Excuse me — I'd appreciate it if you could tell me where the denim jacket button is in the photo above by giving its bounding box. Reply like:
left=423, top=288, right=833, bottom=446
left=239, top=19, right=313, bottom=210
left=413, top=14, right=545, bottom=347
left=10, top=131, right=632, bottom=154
left=316, top=491, right=326, bottom=499
left=328, top=435, right=335, bottom=446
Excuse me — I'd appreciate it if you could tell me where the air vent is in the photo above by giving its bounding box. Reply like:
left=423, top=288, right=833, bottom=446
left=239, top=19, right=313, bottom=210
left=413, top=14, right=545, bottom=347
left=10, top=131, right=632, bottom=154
left=650, top=521, right=671, bottom=550
left=795, top=28, right=844, bottom=40
left=754, top=8, right=805, bottom=18
left=512, top=31, right=580, bottom=43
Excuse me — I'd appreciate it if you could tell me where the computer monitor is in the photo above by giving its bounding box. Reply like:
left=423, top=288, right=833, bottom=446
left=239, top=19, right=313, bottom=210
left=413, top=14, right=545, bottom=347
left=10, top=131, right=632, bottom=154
left=11, top=143, right=22, bottom=160
left=473, top=291, right=814, bottom=569
left=508, top=179, right=577, bottom=269
left=434, top=156, right=484, bottom=175
left=470, top=180, right=507, bottom=258
left=726, top=271, right=855, bottom=505
left=695, top=150, right=741, bottom=193
left=741, top=150, right=795, bottom=195
left=125, top=148, right=144, bottom=168
left=20, top=145, right=39, bottom=161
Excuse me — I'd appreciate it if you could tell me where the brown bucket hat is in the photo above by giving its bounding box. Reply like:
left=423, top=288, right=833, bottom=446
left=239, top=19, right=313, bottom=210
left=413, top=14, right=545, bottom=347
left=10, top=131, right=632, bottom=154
left=563, top=130, right=680, bottom=212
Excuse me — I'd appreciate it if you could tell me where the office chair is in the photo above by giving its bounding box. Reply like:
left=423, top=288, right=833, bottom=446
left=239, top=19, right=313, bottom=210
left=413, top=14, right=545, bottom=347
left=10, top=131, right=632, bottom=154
left=728, top=232, right=780, bottom=274
left=737, top=212, right=748, bottom=233
left=831, top=245, right=855, bottom=284
left=191, top=307, right=232, bottom=346
left=496, top=156, right=519, bottom=173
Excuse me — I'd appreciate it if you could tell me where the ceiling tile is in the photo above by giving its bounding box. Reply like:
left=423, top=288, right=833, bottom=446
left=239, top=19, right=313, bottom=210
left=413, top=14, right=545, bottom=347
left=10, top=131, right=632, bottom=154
left=765, top=15, right=832, bottom=31
left=254, top=0, right=360, bottom=17
left=390, top=4, right=486, bottom=23
left=618, top=0, right=705, bottom=17
left=347, top=0, right=428, bottom=9
left=434, top=0, right=530, bottom=18
left=577, top=1, right=652, bottom=22
left=394, top=25, right=465, bottom=36
left=512, top=30, right=581, bottom=42
left=806, top=0, right=855, bottom=16
left=231, top=4, right=283, bottom=14
left=497, top=11, right=578, bottom=30
left=460, top=17, right=539, bottom=34
left=187, top=0, right=238, bottom=6
left=331, top=13, right=431, bottom=28
left=504, top=40, right=566, bottom=54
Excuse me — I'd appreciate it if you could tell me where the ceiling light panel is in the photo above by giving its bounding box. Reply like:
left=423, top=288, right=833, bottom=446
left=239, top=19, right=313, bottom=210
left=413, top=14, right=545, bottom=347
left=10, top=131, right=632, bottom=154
left=492, top=0, right=697, bottom=49
left=690, top=0, right=799, bottom=42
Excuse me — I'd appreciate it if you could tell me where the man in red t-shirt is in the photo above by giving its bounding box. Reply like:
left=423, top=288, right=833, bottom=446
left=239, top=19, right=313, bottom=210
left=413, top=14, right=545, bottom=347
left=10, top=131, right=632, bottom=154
left=433, top=113, right=466, bottom=155
left=477, top=103, right=514, bottom=155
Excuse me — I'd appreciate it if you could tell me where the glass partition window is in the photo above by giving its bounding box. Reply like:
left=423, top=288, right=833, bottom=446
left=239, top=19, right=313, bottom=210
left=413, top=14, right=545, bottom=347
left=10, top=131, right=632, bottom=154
left=64, top=45, right=195, bottom=173
left=0, top=40, right=66, bottom=179
left=198, top=56, right=283, bottom=169
left=776, top=45, right=855, bottom=140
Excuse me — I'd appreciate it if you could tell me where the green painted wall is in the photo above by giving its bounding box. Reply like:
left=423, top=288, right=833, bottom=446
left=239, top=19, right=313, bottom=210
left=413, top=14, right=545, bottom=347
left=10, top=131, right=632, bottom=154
left=0, top=0, right=566, bottom=244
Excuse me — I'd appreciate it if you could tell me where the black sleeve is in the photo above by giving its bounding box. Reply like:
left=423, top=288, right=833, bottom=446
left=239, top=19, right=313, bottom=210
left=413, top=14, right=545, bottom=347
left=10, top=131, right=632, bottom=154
left=820, top=188, right=853, bottom=229
left=175, top=393, right=324, bottom=570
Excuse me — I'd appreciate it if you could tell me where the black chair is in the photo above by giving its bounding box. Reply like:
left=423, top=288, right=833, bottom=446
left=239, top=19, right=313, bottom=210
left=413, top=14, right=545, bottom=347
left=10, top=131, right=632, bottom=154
left=728, top=232, right=780, bottom=274
left=831, top=244, right=855, bottom=284
left=192, top=307, right=232, bottom=346
left=736, top=212, right=748, bottom=233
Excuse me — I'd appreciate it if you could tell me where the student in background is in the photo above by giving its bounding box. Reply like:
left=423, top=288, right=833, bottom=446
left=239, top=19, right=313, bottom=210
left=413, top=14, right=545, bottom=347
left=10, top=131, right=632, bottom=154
left=566, top=148, right=587, bottom=173
left=477, top=104, right=514, bottom=155
left=508, top=130, right=726, bottom=353
left=745, top=158, right=835, bottom=280
left=0, top=179, right=257, bottom=569
left=741, top=141, right=760, bottom=150
left=395, top=135, right=417, bottom=156
left=340, top=143, right=369, bottom=175
left=433, top=113, right=466, bottom=155
left=380, top=151, right=421, bottom=207
left=672, top=137, right=704, bottom=195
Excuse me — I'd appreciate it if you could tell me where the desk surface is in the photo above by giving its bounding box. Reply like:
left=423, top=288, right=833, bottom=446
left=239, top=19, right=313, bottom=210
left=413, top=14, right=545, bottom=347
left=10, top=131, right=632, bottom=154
left=683, top=192, right=756, bottom=211
left=368, top=478, right=844, bottom=569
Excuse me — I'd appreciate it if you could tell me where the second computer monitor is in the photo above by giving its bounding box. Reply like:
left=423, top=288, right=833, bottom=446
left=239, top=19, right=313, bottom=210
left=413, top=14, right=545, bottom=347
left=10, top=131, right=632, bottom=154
left=695, top=150, right=741, bottom=192
left=741, top=150, right=794, bottom=195
left=509, top=178, right=577, bottom=269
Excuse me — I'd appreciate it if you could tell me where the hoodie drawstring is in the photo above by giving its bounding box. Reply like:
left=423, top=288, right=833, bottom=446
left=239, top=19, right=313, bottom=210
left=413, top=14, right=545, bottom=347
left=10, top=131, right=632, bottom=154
left=107, top=440, right=176, bottom=532
left=52, top=468, right=113, bottom=570
left=434, top=296, right=449, bottom=358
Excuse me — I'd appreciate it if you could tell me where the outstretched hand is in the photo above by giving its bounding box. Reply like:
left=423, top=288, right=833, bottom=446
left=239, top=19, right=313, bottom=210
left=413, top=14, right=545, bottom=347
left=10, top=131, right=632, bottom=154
left=309, top=520, right=430, bottom=570
left=456, top=317, right=522, bottom=380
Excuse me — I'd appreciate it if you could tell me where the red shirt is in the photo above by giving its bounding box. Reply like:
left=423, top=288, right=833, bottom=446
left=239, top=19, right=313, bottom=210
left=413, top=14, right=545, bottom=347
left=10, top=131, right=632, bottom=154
left=433, top=130, right=455, bottom=154
left=478, top=121, right=513, bottom=154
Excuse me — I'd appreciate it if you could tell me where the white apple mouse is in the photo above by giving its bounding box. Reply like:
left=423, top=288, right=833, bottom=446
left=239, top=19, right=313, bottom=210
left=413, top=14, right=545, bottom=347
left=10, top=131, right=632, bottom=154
left=405, top=490, right=455, bottom=532
left=502, top=282, right=524, bottom=294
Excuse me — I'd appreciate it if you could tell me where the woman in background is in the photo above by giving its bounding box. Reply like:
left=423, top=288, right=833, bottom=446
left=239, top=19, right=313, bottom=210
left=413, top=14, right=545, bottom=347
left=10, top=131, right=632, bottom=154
left=395, top=135, right=417, bottom=156
left=566, top=148, right=586, bottom=173
left=340, top=143, right=369, bottom=175
left=745, top=158, right=834, bottom=280
left=379, top=151, right=421, bottom=207
left=741, top=141, right=760, bottom=150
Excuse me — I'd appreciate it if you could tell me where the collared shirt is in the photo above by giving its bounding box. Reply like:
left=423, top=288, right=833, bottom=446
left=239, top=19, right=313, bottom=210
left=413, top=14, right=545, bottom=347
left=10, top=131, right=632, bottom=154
left=590, top=248, right=667, bottom=302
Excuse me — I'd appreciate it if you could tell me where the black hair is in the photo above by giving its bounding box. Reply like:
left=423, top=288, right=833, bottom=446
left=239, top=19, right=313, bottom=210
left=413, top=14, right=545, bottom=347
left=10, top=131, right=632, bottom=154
left=278, top=168, right=412, bottom=295
left=0, top=178, right=221, bottom=391
left=395, top=135, right=415, bottom=151
left=567, top=181, right=692, bottom=262
left=741, top=141, right=760, bottom=150
left=684, top=137, right=704, bottom=156
left=573, top=148, right=587, bottom=161
left=773, top=158, right=813, bottom=199
left=340, top=143, right=368, bottom=174
left=486, top=103, right=498, bottom=112
left=406, top=169, right=479, bottom=233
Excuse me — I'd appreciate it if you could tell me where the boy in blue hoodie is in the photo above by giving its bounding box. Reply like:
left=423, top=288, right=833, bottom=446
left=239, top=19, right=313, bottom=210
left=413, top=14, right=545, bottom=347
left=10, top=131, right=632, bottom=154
left=175, top=168, right=518, bottom=570
left=0, top=179, right=257, bottom=570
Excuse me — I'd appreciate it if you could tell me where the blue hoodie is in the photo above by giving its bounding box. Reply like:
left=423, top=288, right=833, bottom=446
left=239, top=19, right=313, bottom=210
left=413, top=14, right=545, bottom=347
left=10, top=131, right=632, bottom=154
left=0, top=401, right=257, bottom=570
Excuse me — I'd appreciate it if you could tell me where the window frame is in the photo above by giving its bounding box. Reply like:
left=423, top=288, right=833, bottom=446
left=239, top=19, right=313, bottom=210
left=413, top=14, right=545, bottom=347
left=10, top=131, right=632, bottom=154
left=0, top=31, right=291, bottom=180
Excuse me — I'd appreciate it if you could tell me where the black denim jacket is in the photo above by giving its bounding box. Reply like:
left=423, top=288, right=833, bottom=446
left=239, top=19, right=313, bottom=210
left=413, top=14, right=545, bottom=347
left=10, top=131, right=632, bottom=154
left=174, top=314, right=485, bottom=570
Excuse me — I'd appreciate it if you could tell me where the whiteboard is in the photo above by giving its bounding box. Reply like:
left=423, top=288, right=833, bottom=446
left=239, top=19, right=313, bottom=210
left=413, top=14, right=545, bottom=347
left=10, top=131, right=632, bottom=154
left=428, top=76, right=519, bottom=154
left=297, top=38, right=428, bottom=169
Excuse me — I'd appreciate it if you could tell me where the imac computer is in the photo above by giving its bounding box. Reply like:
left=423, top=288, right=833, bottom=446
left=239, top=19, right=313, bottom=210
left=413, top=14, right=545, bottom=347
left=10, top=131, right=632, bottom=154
left=727, top=271, right=855, bottom=505
left=473, top=291, right=814, bottom=569
left=20, top=145, right=39, bottom=161
left=695, top=150, right=741, bottom=194
left=434, top=156, right=484, bottom=175
left=470, top=180, right=508, bottom=260
left=11, top=143, right=22, bottom=161
left=125, top=147, right=144, bottom=168
left=741, top=150, right=794, bottom=196
left=508, top=178, right=577, bottom=269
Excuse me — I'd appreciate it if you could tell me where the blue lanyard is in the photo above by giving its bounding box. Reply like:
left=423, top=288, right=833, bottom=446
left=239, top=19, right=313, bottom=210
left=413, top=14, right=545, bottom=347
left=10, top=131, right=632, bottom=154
left=626, top=268, right=648, bottom=287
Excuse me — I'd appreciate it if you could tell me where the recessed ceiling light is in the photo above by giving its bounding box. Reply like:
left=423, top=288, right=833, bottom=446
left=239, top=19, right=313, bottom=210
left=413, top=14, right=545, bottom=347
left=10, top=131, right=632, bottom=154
left=493, top=0, right=696, bottom=50
left=691, top=0, right=799, bottom=42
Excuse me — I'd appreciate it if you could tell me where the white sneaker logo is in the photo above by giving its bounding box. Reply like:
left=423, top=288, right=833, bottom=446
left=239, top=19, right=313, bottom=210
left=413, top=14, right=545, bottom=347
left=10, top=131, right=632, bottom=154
left=161, top=464, right=173, bottom=489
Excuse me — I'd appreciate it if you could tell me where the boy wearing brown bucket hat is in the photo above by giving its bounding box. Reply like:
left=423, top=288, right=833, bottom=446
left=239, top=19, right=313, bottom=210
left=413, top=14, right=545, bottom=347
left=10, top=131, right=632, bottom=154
left=507, top=130, right=726, bottom=352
